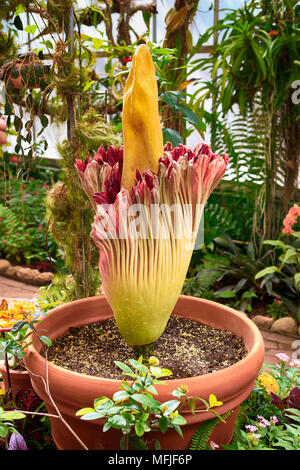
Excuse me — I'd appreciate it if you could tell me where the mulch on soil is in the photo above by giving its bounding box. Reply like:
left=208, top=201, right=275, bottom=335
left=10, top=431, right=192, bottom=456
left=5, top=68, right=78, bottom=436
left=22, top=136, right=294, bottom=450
left=44, top=315, right=248, bottom=380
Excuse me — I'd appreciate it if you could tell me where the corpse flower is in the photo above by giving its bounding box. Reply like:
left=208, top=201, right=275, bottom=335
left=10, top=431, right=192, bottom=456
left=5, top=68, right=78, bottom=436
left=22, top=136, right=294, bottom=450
left=75, top=45, right=229, bottom=356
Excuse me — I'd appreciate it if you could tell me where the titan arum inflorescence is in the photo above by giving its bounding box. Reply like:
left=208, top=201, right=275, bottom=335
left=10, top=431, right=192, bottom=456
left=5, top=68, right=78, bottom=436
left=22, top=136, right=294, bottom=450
left=75, top=44, right=229, bottom=358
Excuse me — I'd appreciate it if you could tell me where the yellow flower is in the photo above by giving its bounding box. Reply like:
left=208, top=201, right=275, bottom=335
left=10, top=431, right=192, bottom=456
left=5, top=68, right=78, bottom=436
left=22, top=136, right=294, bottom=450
left=257, top=373, right=279, bottom=394
left=148, top=356, right=159, bottom=366
left=0, top=299, right=35, bottom=330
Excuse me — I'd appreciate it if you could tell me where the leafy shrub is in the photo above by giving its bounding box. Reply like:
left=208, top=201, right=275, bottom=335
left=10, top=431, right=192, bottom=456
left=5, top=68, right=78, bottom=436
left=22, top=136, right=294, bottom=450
left=0, top=174, right=59, bottom=268
left=266, top=300, right=289, bottom=320
left=225, top=355, right=300, bottom=450
left=255, top=204, right=300, bottom=316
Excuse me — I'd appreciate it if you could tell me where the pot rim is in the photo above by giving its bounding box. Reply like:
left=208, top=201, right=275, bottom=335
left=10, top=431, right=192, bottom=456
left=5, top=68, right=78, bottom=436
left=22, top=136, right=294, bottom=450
left=0, top=363, right=29, bottom=375
left=25, top=294, right=265, bottom=388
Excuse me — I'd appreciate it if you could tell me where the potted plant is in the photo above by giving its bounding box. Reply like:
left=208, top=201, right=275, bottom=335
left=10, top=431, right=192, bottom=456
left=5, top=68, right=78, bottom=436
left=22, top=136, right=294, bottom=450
left=0, top=298, right=51, bottom=400
left=24, top=45, right=264, bottom=450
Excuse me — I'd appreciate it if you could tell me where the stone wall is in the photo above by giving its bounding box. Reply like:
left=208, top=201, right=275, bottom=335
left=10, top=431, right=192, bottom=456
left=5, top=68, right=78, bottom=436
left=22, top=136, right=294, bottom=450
left=0, top=259, right=54, bottom=286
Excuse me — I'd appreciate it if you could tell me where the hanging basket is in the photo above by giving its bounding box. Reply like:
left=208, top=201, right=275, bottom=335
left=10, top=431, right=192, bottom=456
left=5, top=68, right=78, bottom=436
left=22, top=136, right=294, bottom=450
left=5, top=60, right=50, bottom=90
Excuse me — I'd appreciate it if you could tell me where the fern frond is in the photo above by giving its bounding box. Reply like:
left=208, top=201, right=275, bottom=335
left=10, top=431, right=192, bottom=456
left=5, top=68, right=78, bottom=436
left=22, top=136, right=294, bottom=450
left=183, top=264, right=221, bottom=297
left=0, top=204, right=21, bottom=234
left=188, top=410, right=233, bottom=450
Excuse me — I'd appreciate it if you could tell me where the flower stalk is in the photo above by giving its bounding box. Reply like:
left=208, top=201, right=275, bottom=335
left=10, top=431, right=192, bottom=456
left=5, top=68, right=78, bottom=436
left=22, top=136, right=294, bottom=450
left=75, top=45, right=229, bottom=353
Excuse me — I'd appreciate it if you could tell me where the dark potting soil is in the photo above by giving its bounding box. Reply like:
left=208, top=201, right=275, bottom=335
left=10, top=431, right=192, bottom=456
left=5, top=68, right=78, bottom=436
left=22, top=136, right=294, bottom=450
left=44, top=315, right=248, bottom=380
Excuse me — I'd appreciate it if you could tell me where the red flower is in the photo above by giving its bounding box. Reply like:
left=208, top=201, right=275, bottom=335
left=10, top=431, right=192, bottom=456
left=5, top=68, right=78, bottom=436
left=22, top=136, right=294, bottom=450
left=10, top=156, right=18, bottom=163
left=268, top=30, right=278, bottom=36
left=37, top=225, right=43, bottom=230
left=123, top=56, right=132, bottom=64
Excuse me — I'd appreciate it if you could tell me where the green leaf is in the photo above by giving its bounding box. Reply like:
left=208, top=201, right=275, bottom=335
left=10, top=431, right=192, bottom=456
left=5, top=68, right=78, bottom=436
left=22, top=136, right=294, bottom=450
left=14, top=116, right=22, bottom=132
left=15, top=5, right=26, bottom=15
left=255, top=266, right=280, bottom=280
left=176, top=103, right=200, bottom=126
left=155, top=439, right=161, bottom=450
left=0, top=423, right=9, bottom=438
left=114, top=361, right=136, bottom=377
left=281, top=248, right=297, bottom=265
left=241, top=291, right=258, bottom=299
left=161, top=91, right=178, bottom=109
left=11, top=320, right=26, bottom=333
left=113, top=390, right=130, bottom=402
left=171, top=415, right=187, bottom=426
left=41, top=40, right=53, bottom=50
left=135, top=421, right=146, bottom=437
left=14, top=15, right=23, bottom=30
left=145, top=384, right=158, bottom=395
left=160, top=400, right=180, bottom=413
left=214, top=289, right=236, bottom=299
left=107, top=414, right=127, bottom=429
left=159, top=415, right=168, bottom=433
left=76, top=407, right=95, bottom=416
left=128, top=359, right=149, bottom=375
left=172, top=423, right=184, bottom=439
left=83, top=80, right=95, bottom=92
left=40, top=115, right=49, bottom=128
left=162, top=128, right=182, bottom=147
left=92, top=38, right=103, bottom=50
left=131, top=394, right=161, bottom=412
left=263, top=240, right=286, bottom=249
left=2, top=411, right=25, bottom=420
left=39, top=335, right=52, bottom=347
left=4, top=102, right=12, bottom=115
left=294, top=273, right=300, bottom=288
left=25, top=24, right=37, bottom=35
left=103, top=421, right=111, bottom=432
left=80, top=411, right=102, bottom=421
left=149, top=366, right=162, bottom=378
left=159, top=368, right=173, bottom=377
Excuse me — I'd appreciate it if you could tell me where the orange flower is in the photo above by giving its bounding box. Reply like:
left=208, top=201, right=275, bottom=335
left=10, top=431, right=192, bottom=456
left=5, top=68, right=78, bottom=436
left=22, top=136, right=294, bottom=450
left=282, top=204, right=300, bottom=235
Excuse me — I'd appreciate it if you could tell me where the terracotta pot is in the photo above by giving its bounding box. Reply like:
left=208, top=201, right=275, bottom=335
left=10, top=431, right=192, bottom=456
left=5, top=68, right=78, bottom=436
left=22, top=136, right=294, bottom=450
left=0, top=362, right=32, bottom=401
left=24, top=295, right=264, bottom=450
left=7, top=62, right=50, bottom=90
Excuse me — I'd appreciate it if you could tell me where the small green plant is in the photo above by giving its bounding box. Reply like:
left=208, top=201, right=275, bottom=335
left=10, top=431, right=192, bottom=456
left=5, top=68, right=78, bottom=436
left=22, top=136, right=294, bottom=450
left=224, top=408, right=300, bottom=450
left=255, top=204, right=300, bottom=316
left=77, top=356, right=224, bottom=450
left=214, top=288, right=258, bottom=313
left=266, top=299, right=289, bottom=320
left=0, top=407, right=25, bottom=440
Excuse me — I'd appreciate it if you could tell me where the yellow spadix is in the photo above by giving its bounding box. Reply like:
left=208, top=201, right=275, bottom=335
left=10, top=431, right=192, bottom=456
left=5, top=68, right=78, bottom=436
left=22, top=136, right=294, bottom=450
left=121, top=44, right=164, bottom=191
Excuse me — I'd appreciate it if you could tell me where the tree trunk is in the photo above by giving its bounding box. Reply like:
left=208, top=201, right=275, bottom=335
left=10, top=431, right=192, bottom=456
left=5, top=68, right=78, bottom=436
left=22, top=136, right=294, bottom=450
left=162, top=0, right=199, bottom=136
